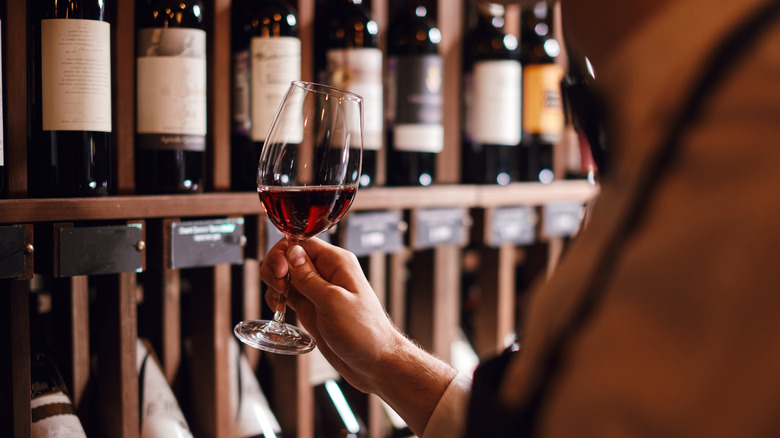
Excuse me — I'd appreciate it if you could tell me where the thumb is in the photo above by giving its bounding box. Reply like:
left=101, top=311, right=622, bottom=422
left=286, top=245, right=331, bottom=302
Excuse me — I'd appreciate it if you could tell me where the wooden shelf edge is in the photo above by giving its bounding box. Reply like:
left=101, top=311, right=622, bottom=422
left=0, top=182, right=599, bottom=224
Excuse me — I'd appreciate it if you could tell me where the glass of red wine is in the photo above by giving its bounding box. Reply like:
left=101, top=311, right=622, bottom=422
left=234, top=81, right=363, bottom=355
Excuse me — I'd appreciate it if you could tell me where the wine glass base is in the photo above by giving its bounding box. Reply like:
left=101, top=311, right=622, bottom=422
left=234, top=320, right=316, bottom=355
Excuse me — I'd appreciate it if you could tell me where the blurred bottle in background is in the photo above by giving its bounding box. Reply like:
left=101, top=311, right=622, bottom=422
left=386, top=1, right=443, bottom=187
left=231, top=0, right=301, bottom=191
left=136, top=0, right=207, bottom=194
left=519, top=0, right=563, bottom=184
left=319, top=0, right=383, bottom=188
left=461, top=1, right=522, bottom=185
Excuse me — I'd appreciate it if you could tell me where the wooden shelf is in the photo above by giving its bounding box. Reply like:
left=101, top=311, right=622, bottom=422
left=0, top=181, right=597, bottom=223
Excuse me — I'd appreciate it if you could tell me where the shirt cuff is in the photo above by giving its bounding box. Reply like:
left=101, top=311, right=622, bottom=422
left=422, top=372, right=473, bottom=438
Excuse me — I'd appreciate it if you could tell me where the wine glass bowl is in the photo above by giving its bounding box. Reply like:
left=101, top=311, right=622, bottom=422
left=234, top=81, right=363, bottom=355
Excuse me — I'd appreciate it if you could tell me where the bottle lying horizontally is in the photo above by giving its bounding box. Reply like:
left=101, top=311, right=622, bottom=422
left=31, top=353, right=88, bottom=438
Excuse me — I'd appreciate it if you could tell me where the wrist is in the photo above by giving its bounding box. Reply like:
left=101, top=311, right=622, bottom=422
left=367, top=331, right=458, bottom=435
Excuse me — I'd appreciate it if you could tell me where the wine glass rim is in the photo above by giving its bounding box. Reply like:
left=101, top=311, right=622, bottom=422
left=291, top=81, right=363, bottom=102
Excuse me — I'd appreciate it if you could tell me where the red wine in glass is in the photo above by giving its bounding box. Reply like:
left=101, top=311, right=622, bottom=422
left=259, top=186, right=357, bottom=240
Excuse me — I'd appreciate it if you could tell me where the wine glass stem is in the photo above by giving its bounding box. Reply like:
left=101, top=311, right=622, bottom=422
left=266, top=236, right=302, bottom=333
left=273, top=293, right=288, bottom=325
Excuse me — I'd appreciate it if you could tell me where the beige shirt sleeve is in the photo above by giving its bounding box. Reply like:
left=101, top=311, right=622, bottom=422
left=421, top=373, right=472, bottom=438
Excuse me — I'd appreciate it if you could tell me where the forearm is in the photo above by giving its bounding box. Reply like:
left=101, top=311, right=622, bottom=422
left=365, top=332, right=459, bottom=436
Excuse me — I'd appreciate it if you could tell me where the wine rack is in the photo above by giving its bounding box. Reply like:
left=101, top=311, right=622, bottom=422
left=0, top=0, right=596, bottom=437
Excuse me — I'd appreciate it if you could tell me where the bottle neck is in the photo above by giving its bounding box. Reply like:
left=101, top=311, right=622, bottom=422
left=476, top=2, right=506, bottom=31
left=521, top=1, right=554, bottom=39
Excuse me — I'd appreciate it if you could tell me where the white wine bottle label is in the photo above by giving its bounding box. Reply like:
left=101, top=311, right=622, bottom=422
left=251, top=36, right=301, bottom=142
left=41, top=19, right=112, bottom=133
left=387, top=55, right=444, bottom=153
left=470, top=60, right=521, bottom=146
left=327, top=47, right=383, bottom=150
left=137, top=339, right=193, bottom=438
left=31, top=393, right=88, bottom=438
left=137, top=28, right=207, bottom=151
left=522, top=63, right=564, bottom=137
left=31, top=355, right=87, bottom=438
left=228, top=337, right=283, bottom=438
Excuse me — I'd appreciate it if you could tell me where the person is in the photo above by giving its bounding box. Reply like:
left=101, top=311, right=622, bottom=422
left=260, top=0, right=780, bottom=436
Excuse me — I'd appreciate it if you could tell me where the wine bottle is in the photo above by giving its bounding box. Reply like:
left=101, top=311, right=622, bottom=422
left=137, top=339, right=194, bottom=438
left=310, top=348, right=367, bottom=437
left=30, top=0, right=112, bottom=198
left=386, top=1, right=443, bottom=187
left=519, top=0, right=563, bottom=184
left=461, top=1, right=522, bottom=185
left=231, top=0, right=301, bottom=191
left=31, top=353, right=88, bottom=438
left=135, top=0, right=207, bottom=194
left=321, top=0, right=383, bottom=188
left=228, top=337, right=284, bottom=437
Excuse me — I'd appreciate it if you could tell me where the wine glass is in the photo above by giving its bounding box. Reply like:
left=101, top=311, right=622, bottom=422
left=234, top=81, right=363, bottom=355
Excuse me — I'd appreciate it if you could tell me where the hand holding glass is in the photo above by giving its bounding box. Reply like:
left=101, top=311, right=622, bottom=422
left=234, top=81, right=363, bottom=355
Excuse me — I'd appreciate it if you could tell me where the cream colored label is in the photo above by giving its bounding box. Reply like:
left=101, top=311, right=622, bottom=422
left=327, top=48, right=383, bottom=150
left=137, top=340, right=193, bottom=438
left=471, top=60, right=521, bottom=145
left=137, top=28, right=207, bottom=136
left=41, top=19, right=112, bottom=132
left=251, top=37, right=301, bottom=142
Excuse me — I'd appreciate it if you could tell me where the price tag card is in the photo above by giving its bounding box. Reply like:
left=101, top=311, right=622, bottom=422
left=59, top=223, right=145, bottom=277
left=170, top=218, right=245, bottom=269
left=412, top=208, right=469, bottom=250
left=342, top=210, right=404, bottom=257
left=488, top=206, right=537, bottom=247
left=264, top=218, right=331, bottom=252
left=542, top=202, right=585, bottom=238
left=0, top=225, right=27, bottom=279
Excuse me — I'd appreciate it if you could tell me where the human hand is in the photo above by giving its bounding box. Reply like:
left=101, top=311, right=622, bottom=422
left=260, top=237, right=406, bottom=394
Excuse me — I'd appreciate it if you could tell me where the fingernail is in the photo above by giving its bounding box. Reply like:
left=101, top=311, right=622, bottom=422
left=286, top=245, right=306, bottom=267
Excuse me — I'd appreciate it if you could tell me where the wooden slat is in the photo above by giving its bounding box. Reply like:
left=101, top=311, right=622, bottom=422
left=112, top=0, right=136, bottom=195
left=368, top=252, right=388, bottom=438
left=268, top=353, right=314, bottom=438
left=4, top=0, right=29, bottom=197
left=70, top=276, right=91, bottom=411
left=473, top=244, right=516, bottom=357
left=240, top=259, right=261, bottom=368
left=189, top=265, right=233, bottom=438
left=407, top=247, right=459, bottom=360
left=434, top=246, right=460, bottom=360
left=438, top=0, right=464, bottom=184
left=299, top=0, right=315, bottom=82
left=160, top=268, right=182, bottom=384
left=0, top=280, right=32, bottom=438
left=0, top=182, right=597, bottom=223
left=156, top=218, right=183, bottom=383
left=475, top=180, right=598, bottom=207
left=208, top=0, right=232, bottom=191
left=96, top=273, right=139, bottom=438
left=388, top=249, right=411, bottom=328
left=373, top=0, right=388, bottom=187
